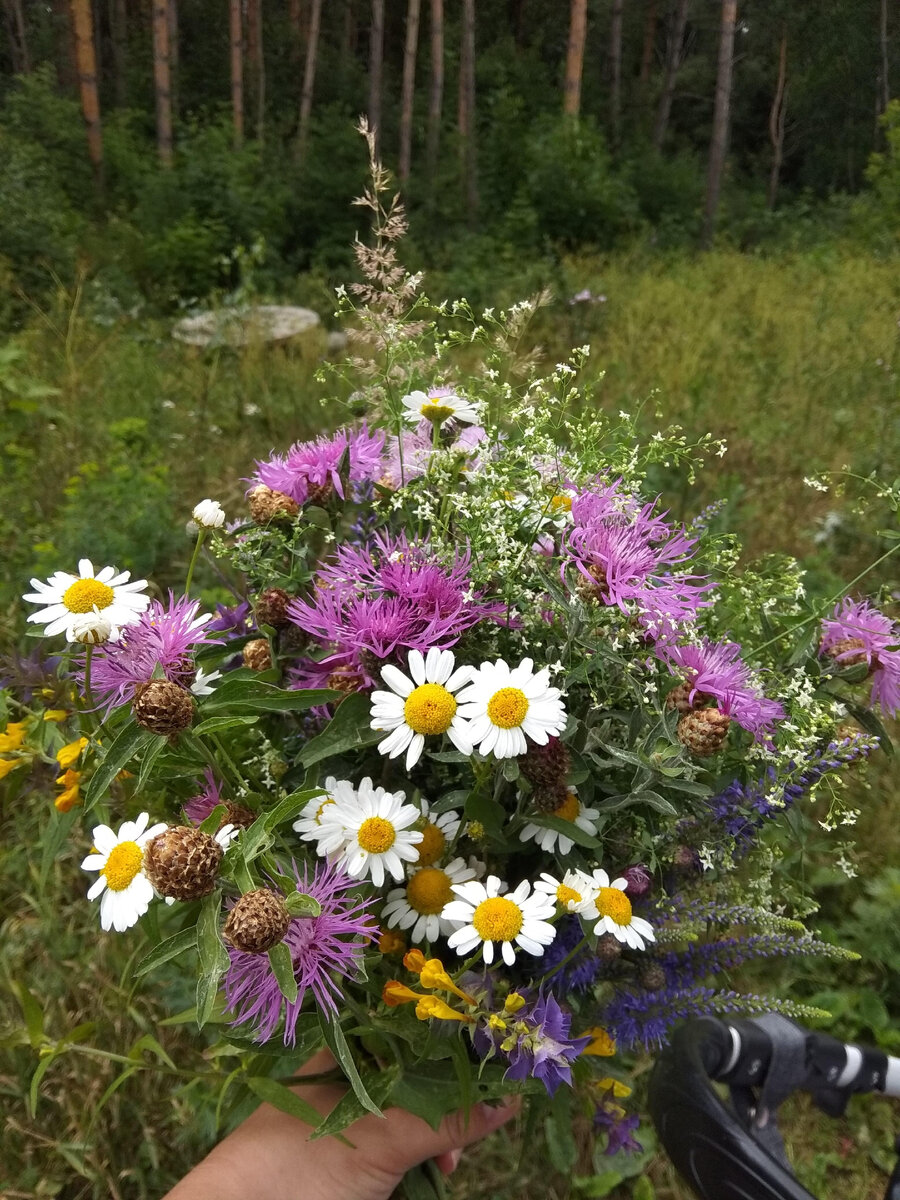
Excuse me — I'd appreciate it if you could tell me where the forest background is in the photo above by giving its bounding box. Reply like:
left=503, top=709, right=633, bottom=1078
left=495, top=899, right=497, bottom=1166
left=2, top=0, right=900, bottom=1197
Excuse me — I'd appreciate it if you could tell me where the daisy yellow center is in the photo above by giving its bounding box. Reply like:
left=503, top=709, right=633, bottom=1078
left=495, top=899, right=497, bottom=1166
left=556, top=883, right=581, bottom=907
left=404, top=683, right=457, bottom=735
left=102, top=841, right=144, bottom=891
left=421, top=402, right=455, bottom=422
left=549, top=494, right=573, bottom=513
left=595, top=886, right=632, bottom=927
left=472, top=896, right=523, bottom=942
left=357, top=816, right=396, bottom=854
left=62, top=578, right=115, bottom=613
left=552, top=791, right=580, bottom=822
left=486, top=687, right=529, bottom=729
left=415, top=821, right=446, bottom=866
left=406, top=866, right=454, bottom=915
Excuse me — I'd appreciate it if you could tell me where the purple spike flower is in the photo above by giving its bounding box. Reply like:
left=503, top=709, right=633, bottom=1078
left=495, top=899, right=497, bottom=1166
left=594, top=1097, right=643, bottom=1156
left=657, top=638, right=785, bottom=741
left=83, top=593, right=220, bottom=715
left=224, top=859, right=377, bottom=1046
left=474, top=991, right=591, bottom=1097
left=540, top=915, right=605, bottom=993
left=821, top=597, right=900, bottom=718
left=251, top=425, right=385, bottom=505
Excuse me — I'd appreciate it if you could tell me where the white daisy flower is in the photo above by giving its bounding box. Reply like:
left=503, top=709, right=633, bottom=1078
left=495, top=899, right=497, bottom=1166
left=370, top=648, right=475, bottom=770
left=455, top=657, right=567, bottom=759
left=583, top=868, right=655, bottom=951
left=71, top=606, right=114, bottom=645
left=533, top=868, right=598, bottom=914
left=24, top=559, right=150, bottom=643
left=519, top=787, right=601, bottom=856
left=401, top=387, right=480, bottom=428
left=291, top=776, right=356, bottom=844
left=413, top=798, right=462, bottom=866
left=382, top=856, right=481, bottom=944
left=192, top=498, right=226, bottom=528
left=442, top=875, right=557, bottom=967
left=215, top=822, right=240, bottom=850
left=81, top=812, right=167, bottom=932
left=326, top=778, right=424, bottom=888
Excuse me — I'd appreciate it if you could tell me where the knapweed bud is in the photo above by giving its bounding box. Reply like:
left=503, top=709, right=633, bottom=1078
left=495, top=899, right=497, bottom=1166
left=672, top=844, right=701, bottom=874
left=143, top=826, right=223, bottom=900
left=192, top=498, right=226, bottom=529
left=665, top=682, right=696, bottom=715
left=639, top=962, right=667, bottom=991
left=622, top=864, right=652, bottom=899
left=247, top=484, right=299, bottom=524
left=242, top=638, right=272, bottom=671
left=133, top=679, right=194, bottom=735
left=595, top=933, right=623, bottom=963
left=518, top=736, right=571, bottom=791
left=224, top=889, right=291, bottom=953
left=255, top=587, right=292, bottom=629
left=822, top=636, right=868, bottom=668
left=677, top=708, right=730, bottom=756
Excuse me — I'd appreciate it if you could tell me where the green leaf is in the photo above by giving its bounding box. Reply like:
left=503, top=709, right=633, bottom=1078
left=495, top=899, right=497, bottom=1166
left=135, top=733, right=168, bottom=792
left=83, top=720, right=157, bottom=812
left=267, top=941, right=299, bottom=1004
left=263, top=787, right=324, bottom=831
left=199, top=804, right=228, bottom=835
left=12, top=981, right=44, bottom=1049
left=312, top=1064, right=400, bottom=1140
left=193, top=715, right=260, bottom=736
left=203, top=677, right=338, bottom=715
left=298, top=692, right=383, bottom=768
left=245, top=1075, right=324, bottom=1128
left=196, top=891, right=229, bottom=1030
left=847, top=703, right=894, bottom=755
left=525, top=814, right=601, bottom=848
left=39, top=805, right=79, bottom=889
left=284, top=890, right=322, bottom=917
left=599, top=790, right=677, bottom=817
left=464, top=789, right=506, bottom=838
left=545, top=1086, right=577, bottom=1173
left=319, top=1016, right=384, bottom=1117
left=135, top=925, right=198, bottom=978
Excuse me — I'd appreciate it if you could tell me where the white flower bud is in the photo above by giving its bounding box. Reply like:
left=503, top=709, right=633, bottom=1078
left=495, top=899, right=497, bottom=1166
left=71, top=607, right=113, bottom=645
left=192, top=499, right=226, bottom=528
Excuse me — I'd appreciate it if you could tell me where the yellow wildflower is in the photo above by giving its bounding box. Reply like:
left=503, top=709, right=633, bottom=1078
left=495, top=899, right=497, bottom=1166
left=414, top=995, right=474, bottom=1023
left=43, top=710, right=70, bottom=723
left=55, top=768, right=81, bottom=812
left=0, top=757, right=24, bottom=781
left=582, top=1027, right=617, bottom=1057
left=402, top=949, right=428, bottom=975
left=0, top=721, right=27, bottom=754
left=383, top=980, right=426, bottom=1007
left=418, top=957, right=477, bottom=1005
left=378, top=927, right=407, bottom=956
left=56, top=736, right=88, bottom=770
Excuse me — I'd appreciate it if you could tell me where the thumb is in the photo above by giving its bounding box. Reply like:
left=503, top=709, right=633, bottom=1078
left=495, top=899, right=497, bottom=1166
left=389, top=1094, right=521, bottom=1171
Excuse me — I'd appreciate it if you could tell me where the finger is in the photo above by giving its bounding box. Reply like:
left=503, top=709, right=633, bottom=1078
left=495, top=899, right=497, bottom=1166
left=360, top=1093, right=521, bottom=1175
left=434, top=1148, right=463, bottom=1175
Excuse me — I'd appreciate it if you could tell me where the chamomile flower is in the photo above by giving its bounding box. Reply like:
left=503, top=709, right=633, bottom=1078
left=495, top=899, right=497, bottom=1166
left=534, top=868, right=598, bottom=914
left=583, top=868, right=655, bottom=951
left=24, top=559, right=150, bottom=643
left=81, top=813, right=167, bottom=933
left=370, top=648, right=475, bottom=770
left=519, top=787, right=601, bottom=856
left=413, top=798, right=462, bottom=866
left=321, top=778, right=424, bottom=888
left=382, top=856, right=481, bottom=943
left=442, top=875, right=557, bottom=967
left=455, top=657, right=567, bottom=759
left=291, top=776, right=356, bottom=843
left=401, top=387, right=480, bottom=428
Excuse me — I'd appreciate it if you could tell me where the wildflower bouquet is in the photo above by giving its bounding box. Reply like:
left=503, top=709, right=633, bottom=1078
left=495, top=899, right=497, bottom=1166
left=5, top=138, right=898, bottom=1188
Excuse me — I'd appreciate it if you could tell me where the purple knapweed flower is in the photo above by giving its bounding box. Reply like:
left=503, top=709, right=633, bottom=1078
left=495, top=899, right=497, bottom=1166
left=821, top=597, right=900, bottom=717
left=251, top=424, right=385, bottom=505
left=474, top=990, right=591, bottom=1097
left=658, top=639, right=785, bottom=741
left=223, top=859, right=377, bottom=1046
left=84, top=593, right=219, bottom=715
left=184, top=767, right=226, bottom=825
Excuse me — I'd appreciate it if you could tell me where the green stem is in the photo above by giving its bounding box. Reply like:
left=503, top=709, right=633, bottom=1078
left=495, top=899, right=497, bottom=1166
left=209, top=731, right=246, bottom=791
left=83, top=645, right=94, bottom=709
left=754, top=540, right=900, bottom=656
left=535, top=933, right=590, bottom=988
left=185, top=528, right=207, bottom=595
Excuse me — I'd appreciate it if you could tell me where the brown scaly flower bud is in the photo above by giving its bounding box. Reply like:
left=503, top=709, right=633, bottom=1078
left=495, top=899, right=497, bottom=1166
left=677, top=708, right=731, bottom=757
left=639, top=962, right=667, bottom=991
left=223, top=802, right=257, bottom=830
left=247, top=484, right=300, bottom=524
left=672, top=844, right=701, bottom=873
left=144, top=826, right=223, bottom=900
left=532, top=782, right=570, bottom=815
left=133, top=679, right=194, bottom=736
left=326, top=667, right=366, bottom=694
left=518, top=736, right=571, bottom=792
left=666, top=682, right=696, bottom=715
left=822, top=636, right=868, bottom=668
left=255, top=587, right=292, bottom=629
left=224, top=889, right=291, bottom=954
left=306, top=480, right=334, bottom=507
left=595, top=934, right=623, bottom=963
left=243, top=638, right=272, bottom=671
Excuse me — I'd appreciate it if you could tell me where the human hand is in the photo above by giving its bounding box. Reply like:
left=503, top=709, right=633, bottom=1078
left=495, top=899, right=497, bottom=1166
left=162, top=1048, right=520, bottom=1200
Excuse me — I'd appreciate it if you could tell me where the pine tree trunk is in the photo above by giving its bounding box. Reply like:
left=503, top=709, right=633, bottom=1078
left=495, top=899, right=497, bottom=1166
left=109, top=0, right=127, bottom=104
left=289, top=0, right=303, bottom=63
left=368, top=0, right=384, bottom=155
left=167, top=0, right=178, bottom=118
left=458, top=0, right=477, bottom=222
left=608, top=0, right=624, bottom=143
left=425, top=0, right=443, bottom=183
left=563, top=0, right=587, bottom=116
left=4, top=0, right=31, bottom=73
left=295, top=0, right=322, bottom=162
left=879, top=0, right=890, bottom=116
left=230, top=0, right=244, bottom=148
left=54, top=0, right=78, bottom=92
left=69, top=0, right=103, bottom=182
left=341, top=0, right=357, bottom=58
left=398, top=0, right=420, bottom=183
left=767, top=26, right=787, bottom=210
left=652, top=0, right=689, bottom=150
left=639, top=0, right=657, bottom=86
left=701, top=0, right=737, bottom=248
left=152, top=0, right=173, bottom=165
left=246, top=0, right=264, bottom=143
